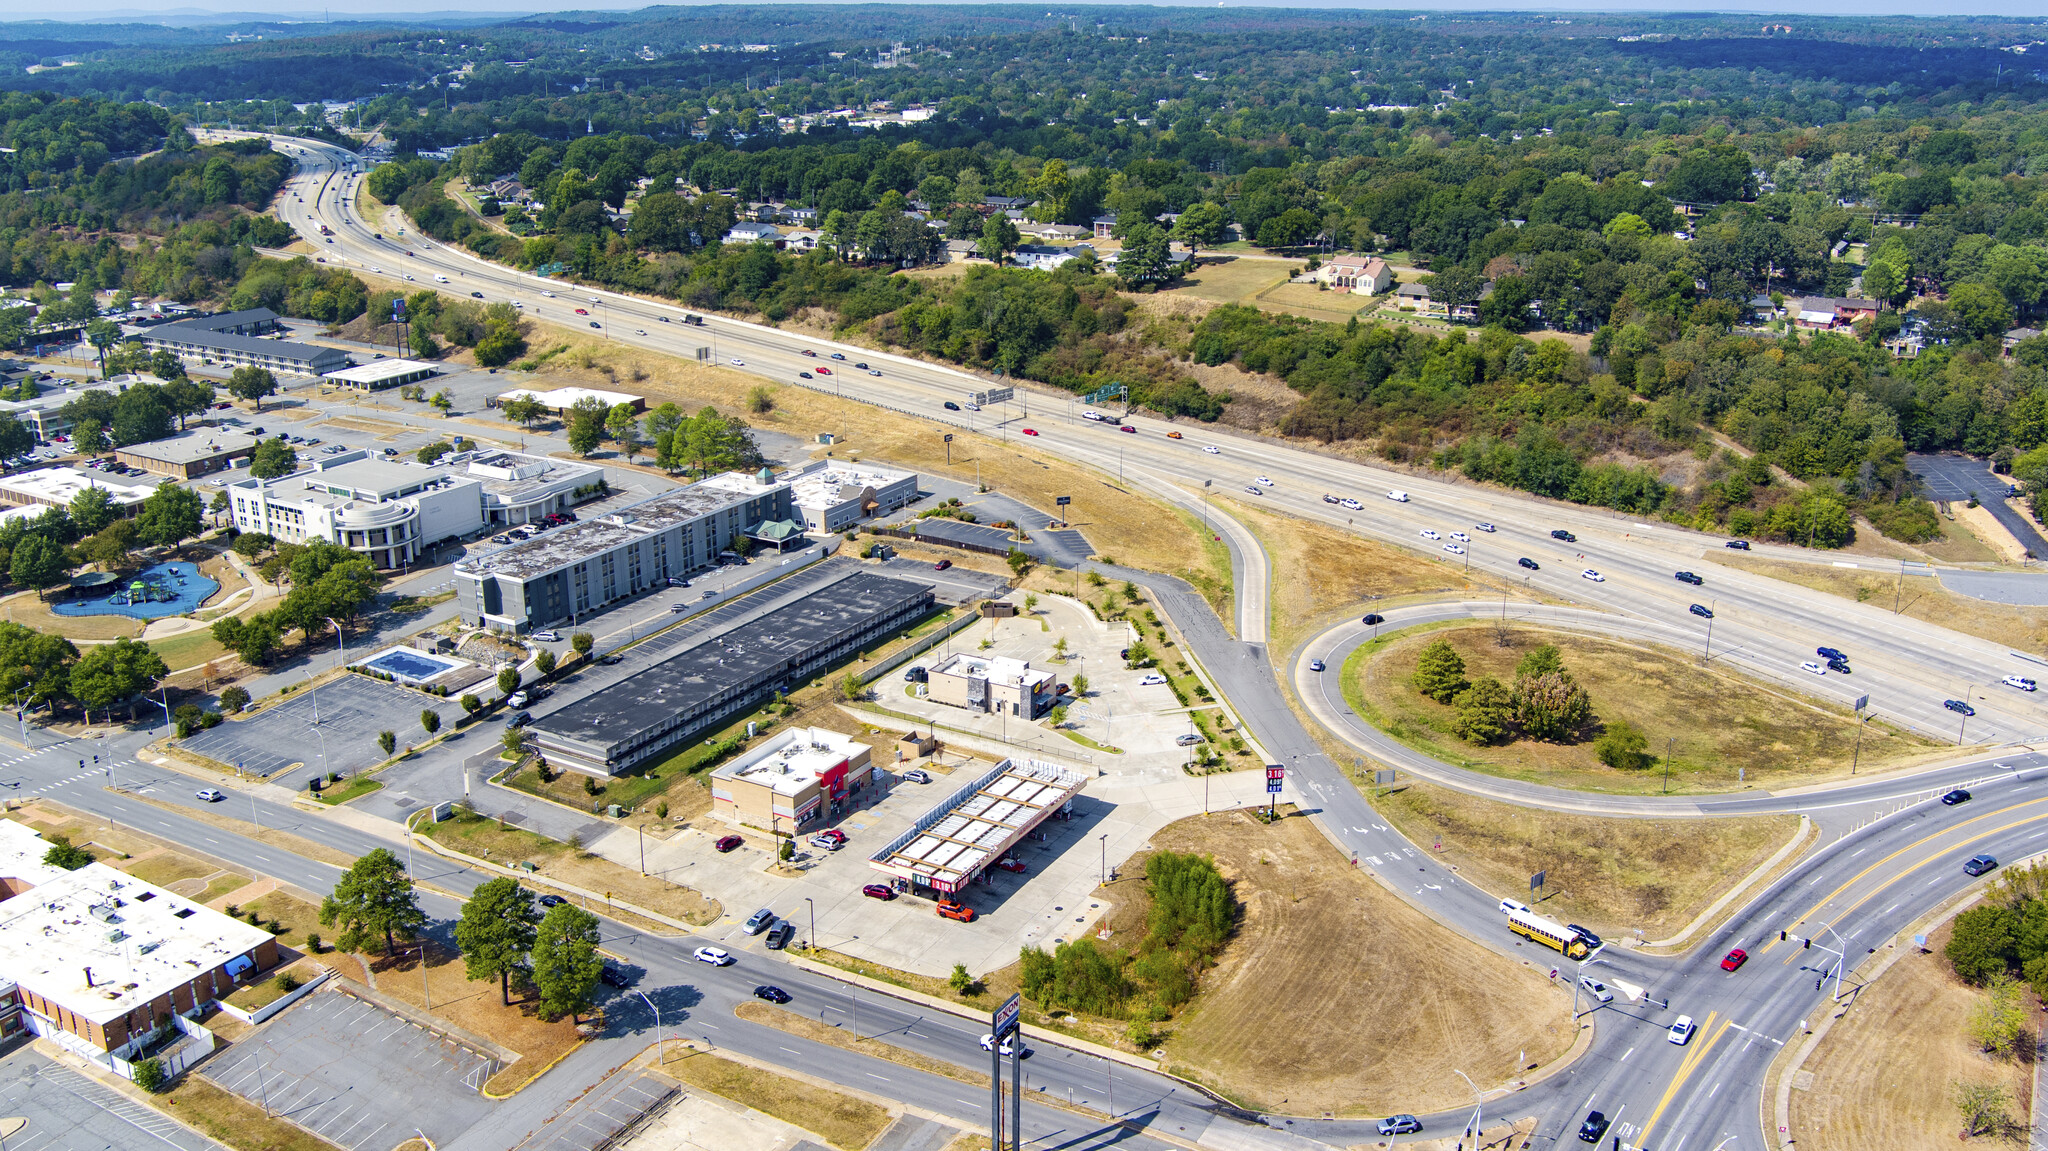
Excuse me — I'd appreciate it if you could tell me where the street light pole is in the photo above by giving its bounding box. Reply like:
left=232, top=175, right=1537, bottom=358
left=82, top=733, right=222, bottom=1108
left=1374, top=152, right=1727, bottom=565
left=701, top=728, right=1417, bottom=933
left=328, top=617, right=346, bottom=671
left=635, top=989, right=664, bottom=1064
left=805, top=896, right=816, bottom=955
left=1452, top=1069, right=1482, bottom=1147
left=1099, top=833, right=1107, bottom=884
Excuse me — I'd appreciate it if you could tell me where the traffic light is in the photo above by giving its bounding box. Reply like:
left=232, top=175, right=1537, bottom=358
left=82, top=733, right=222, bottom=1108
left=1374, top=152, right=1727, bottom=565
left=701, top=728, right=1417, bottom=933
left=77, top=760, right=83, bottom=770
left=91, top=755, right=97, bottom=764
left=1816, top=977, right=1823, bottom=990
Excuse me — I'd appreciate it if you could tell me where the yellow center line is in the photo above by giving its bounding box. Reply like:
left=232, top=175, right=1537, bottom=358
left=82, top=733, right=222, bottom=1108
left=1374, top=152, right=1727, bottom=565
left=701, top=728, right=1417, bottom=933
left=1634, top=1013, right=1726, bottom=1148
left=1756, top=795, right=2048, bottom=958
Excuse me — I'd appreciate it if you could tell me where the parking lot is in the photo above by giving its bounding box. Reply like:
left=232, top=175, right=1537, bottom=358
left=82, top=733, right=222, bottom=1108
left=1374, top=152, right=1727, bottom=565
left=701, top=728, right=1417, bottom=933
left=1910, top=451, right=2048, bottom=558
left=204, top=988, right=496, bottom=1151
left=511, top=1067, right=677, bottom=1151
left=179, top=672, right=467, bottom=779
left=0, top=1044, right=225, bottom=1151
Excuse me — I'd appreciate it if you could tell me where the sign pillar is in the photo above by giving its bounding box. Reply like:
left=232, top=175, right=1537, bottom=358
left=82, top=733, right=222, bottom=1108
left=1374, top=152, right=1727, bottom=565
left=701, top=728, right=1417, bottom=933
left=990, top=993, right=1020, bottom=1151
left=1266, top=764, right=1284, bottom=816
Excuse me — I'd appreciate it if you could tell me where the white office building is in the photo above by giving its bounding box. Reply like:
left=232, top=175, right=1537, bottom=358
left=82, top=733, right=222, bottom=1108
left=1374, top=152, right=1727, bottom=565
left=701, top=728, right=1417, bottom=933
left=730, top=459, right=920, bottom=533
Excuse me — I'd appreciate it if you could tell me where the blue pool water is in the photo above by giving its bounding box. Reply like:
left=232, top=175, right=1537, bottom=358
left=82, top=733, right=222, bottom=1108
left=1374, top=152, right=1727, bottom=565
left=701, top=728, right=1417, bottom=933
left=52, top=562, right=219, bottom=621
left=361, top=647, right=464, bottom=683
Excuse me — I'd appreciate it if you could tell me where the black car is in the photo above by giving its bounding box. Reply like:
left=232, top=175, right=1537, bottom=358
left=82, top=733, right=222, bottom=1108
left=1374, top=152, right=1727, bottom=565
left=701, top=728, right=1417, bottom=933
left=1946, top=699, right=1976, bottom=716
left=1360, top=613, right=1385, bottom=626
left=1551, top=529, right=1576, bottom=542
left=1690, top=603, right=1713, bottom=618
left=1965, top=854, right=1999, bottom=877
left=1674, top=571, right=1703, bottom=586
left=1817, top=647, right=1847, bottom=662
left=538, top=894, right=566, bottom=907
left=508, top=711, right=532, bottom=728
left=1942, top=788, right=1972, bottom=806
left=1725, top=539, right=1752, bottom=550
left=1578, top=1111, right=1610, bottom=1143
left=600, top=654, right=624, bottom=665
left=765, top=921, right=795, bottom=950
left=943, top=401, right=961, bottom=411
left=904, top=666, right=929, bottom=682
left=1518, top=557, right=1540, bottom=570
left=600, top=962, right=629, bottom=988
left=1568, top=924, right=1603, bottom=951
left=754, top=985, right=792, bottom=1004
left=1826, top=657, right=1851, bottom=674
left=470, top=291, right=485, bottom=298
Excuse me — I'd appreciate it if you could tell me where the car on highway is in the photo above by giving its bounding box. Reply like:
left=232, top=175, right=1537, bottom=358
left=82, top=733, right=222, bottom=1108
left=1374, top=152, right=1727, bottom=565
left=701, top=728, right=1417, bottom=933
left=1826, top=657, right=1851, bottom=674
left=868, top=369, right=882, bottom=376
left=943, top=401, right=961, bottom=411
left=1377, top=1116, right=1422, bottom=1136
left=1474, top=522, right=1496, bottom=533
left=196, top=788, right=225, bottom=802
left=2004, top=675, right=2038, bottom=692
left=1117, top=424, right=1137, bottom=433
left=830, top=352, right=846, bottom=360
left=1519, top=557, right=1540, bottom=570
left=693, top=946, right=735, bottom=966
left=1721, top=948, right=1749, bottom=971
left=816, top=366, right=832, bottom=375
left=979, top=1033, right=1031, bottom=1057
left=1022, top=428, right=1038, bottom=435
left=800, top=371, right=813, bottom=379
left=1943, top=788, right=1972, bottom=806
left=1387, top=490, right=1409, bottom=502
left=754, top=985, right=792, bottom=1003
left=588, top=321, right=601, bottom=328
left=1577, top=1112, right=1610, bottom=1143
left=1668, top=1015, right=1695, bottom=1045
left=1551, top=529, right=1576, bottom=542
left=1165, top=430, right=1183, bottom=439
left=743, top=908, right=777, bottom=935
left=1450, top=531, right=1470, bottom=542
left=1309, top=658, right=1325, bottom=672
left=863, top=883, right=898, bottom=901
left=575, top=307, right=588, bottom=315
left=1499, top=898, right=1529, bottom=916
left=936, top=899, right=977, bottom=922
left=1946, top=698, right=1976, bottom=716
left=1444, top=543, right=1465, bottom=555
left=800, top=349, right=816, bottom=356
left=1361, top=613, right=1385, bottom=625
left=729, top=357, right=744, bottom=365
left=933, top=559, right=952, bottom=571
left=1816, top=647, right=1846, bottom=661
left=903, top=768, right=933, bottom=784
left=1578, top=976, right=1613, bottom=1003
left=1965, top=854, right=2000, bottom=877
left=635, top=329, right=646, bottom=335
left=1690, top=604, right=1713, bottom=618
left=1204, top=445, right=1221, bottom=454
left=1420, top=529, right=1441, bottom=540
left=714, top=835, right=744, bottom=853
left=471, top=291, right=484, bottom=298
left=1674, top=571, right=1703, bottom=585
left=1801, top=661, right=1827, bottom=676
left=1340, top=497, right=1362, bottom=511
left=854, top=362, right=869, bottom=369
left=1725, top=539, right=1751, bottom=550
left=1580, top=569, right=1604, bottom=582
left=1254, top=476, right=1274, bottom=487
left=1243, top=484, right=1262, bottom=495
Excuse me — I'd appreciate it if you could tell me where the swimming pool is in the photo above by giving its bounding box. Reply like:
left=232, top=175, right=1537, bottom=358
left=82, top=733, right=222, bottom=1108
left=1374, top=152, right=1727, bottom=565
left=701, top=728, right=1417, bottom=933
left=359, top=646, right=468, bottom=685
left=51, top=562, right=220, bottom=621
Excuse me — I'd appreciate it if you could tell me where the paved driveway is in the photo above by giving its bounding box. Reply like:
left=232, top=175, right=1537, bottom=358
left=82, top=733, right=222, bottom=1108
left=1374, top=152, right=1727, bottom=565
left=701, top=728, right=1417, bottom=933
left=0, top=1045, right=225, bottom=1151
left=204, top=989, right=496, bottom=1151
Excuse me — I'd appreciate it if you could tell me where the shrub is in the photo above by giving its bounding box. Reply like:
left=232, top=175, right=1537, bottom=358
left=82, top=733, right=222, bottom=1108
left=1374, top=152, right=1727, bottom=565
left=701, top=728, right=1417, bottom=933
left=132, top=1057, right=168, bottom=1093
left=305, top=932, right=322, bottom=952
left=274, top=971, right=301, bottom=993
left=1594, top=720, right=1653, bottom=770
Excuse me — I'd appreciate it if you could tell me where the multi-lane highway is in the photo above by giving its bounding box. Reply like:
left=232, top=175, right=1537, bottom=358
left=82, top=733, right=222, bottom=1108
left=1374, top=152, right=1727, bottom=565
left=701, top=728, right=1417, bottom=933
left=169, top=129, right=2048, bottom=1149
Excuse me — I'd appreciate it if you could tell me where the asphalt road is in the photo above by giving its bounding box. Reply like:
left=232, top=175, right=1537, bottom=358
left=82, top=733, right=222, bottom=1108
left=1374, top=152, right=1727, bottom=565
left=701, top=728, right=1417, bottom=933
left=1910, top=451, right=2047, bottom=558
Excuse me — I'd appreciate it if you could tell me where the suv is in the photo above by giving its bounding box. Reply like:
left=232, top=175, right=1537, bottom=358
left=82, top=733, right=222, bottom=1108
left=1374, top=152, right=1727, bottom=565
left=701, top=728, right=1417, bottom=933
left=743, top=908, right=777, bottom=935
left=902, top=768, right=933, bottom=784
left=765, top=921, right=795, bottom=950
left=1674, top=571, right=1703, bottom=585
left=1376, top=1116, right=1422, bottom=1137
left=1578, top=1111, right=1610, bottom=1143
left=1965, top=854, right=2000, bottom=877
left=1551, top=529, right=1576, bottom=542
left=936, top=899, right=977, bottom=922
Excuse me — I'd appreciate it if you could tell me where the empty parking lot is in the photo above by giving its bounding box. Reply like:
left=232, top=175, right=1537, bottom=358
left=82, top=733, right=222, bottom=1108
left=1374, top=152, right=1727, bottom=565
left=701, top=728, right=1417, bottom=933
left=180, top=674, right=466, bottom=778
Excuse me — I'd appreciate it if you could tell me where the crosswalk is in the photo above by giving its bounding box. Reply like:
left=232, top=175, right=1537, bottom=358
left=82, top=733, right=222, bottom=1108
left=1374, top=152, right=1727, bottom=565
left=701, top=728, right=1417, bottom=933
left=0, top=749, right=146, bottom=797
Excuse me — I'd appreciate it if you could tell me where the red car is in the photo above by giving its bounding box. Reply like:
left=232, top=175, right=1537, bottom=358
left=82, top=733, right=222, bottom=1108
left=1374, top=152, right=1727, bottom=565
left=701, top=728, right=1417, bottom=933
left=816, top=827, right=848, bottom=845
left=1022, top=428, right=1038, bottom=436
left=714, top=835, right=744, bottom=853
left=1119, top=425, right=1137, bottom=433
left=996, top=857, right=1027, bottom=874
left=862, top=883, right=896, bottom=901
left=933, top=559, right=952, bottom=571
left=1720, top=948, right=1748, bottom=971
left=816, top=366, right=832, bottom=375
left=800, top=349, right=817, bottom=357
left=574, top=308, right=589, bottom=315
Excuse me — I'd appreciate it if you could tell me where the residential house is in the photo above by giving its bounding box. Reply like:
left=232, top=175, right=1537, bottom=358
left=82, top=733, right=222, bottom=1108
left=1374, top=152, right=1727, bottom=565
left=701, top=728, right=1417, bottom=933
left=943, top=239, right=978, bottom=263
left=1092, top=214, right=1118, bottom=240
left=2004, top=328, right=2041, bottom=359
left=1393, top=283, right=1433, bottom=312
left=1316, top=257, right=1393, bottom=294
left=724, top=222, right=781, bottom=245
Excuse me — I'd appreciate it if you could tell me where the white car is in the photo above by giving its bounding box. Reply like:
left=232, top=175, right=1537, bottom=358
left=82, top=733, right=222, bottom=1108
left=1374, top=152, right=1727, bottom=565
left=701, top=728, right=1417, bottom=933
left=1474, top=522, right=1497, bottom=533
left=1580, top=569, right=1605, bottom=582
left=1340, top=498, right=1363, bottom=511
left=541, top=290, right=556, bottom=297
left=1443, top=544, right=1466, bottom=555
left=1202, top=445, right=1221, bottom=455
left=1420, top=529, right=1441, bottom=540
left=1668, top=1015, right=1695, bottom=1045
left=1387, top=490, right=1409, bottom=502
left=693, top=946, right=734, bottom=966
left=1138, top=673, right=1168, bottom=686
left=2004, top=675, right=2038, bottom=692
left=979, top=1033, right=1031, bottom=1056
left=531, top=630, right=560, bottom=642
left=1579, top=976, right=1614, bottom=1004
left=1253, top=476, right=1274, bottom=487
left=1801, top=661, right=1826, bottom=676
left=729, top=358, right=745, bottom=366
left=1450, top=531, right=1470, bottom=543
left=1498, top=898, right=1529, bottom=916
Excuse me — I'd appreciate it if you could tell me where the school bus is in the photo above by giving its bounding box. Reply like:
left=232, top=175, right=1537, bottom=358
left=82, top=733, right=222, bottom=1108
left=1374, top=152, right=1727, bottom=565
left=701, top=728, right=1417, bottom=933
left=1508, top=907, right=1592, bottom=960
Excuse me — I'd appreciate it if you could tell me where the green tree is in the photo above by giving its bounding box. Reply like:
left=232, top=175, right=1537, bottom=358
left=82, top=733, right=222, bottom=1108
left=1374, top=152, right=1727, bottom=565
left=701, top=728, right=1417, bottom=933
left=68, top=636, right=167, bottom=724
left=455, top=877, right=541, bottom=1006
left=535, top=650, right=557, bottom=676
left=570, top=631, right=594, bottom=657
left=1413, top=639, right=1468, bottom=703
left=605, top=403, right=641, bottom=460
left=977, top=213, right=1019, bottom=262
left=69, top=485, right=117, bottom=536
left=1114, top=221, right=1173, bottom=288
left=134, top=484, right=203, bottom=551
left=421, top=709, right=441, bottom=735
left=1071, top=673, right=1088, bottom=696
left=1953, top=1081, right=2014, bottom=1139
left=131, top=1057, right=168, bottom=1093
left=1594, top=720, right=1652, bottom=770
left=225, top=366, right=277, bottom=412
left=1170, top=201, right=1227, bottom=252
left=460, top=693, right=483, bottom=718
left=86, top=318, right=121, bottom=376
left=1948, top=905, right=2021, bottom=985
left=1511, top=670, right=1593, bottom=742
left=71, top=419, right=108, bottom=457
left=948, top=964, right=984, bottom=996
left=42, top=833, right=92, bottom=870
left=1450, top=676, right=1515, bottom=744
left=319, top=848, right=427, bottom=956
left=500, top=394, right=548, bottom=427
left=1967, top=974, right=2030, bottom=1056
left=249, top=438, right=298, bottom=479
left=531, top=902, right=603, bottom=1022
left=497, top=667, right=520, bottom=696
left=566, top=396, right=608, bottom=456
left=8, top=534, right=66, bottom=600
left=219, top=685, right=250, bottom=713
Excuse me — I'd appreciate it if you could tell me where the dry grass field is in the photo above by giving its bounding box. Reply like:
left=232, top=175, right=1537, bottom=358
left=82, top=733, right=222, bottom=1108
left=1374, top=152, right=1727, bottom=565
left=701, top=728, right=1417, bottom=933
left=1156, top=256, right=1292, bottom=308
left=665, top=1049, right=893, bottom=1151
left=1373, top=781, right=1800, bottom=941
left=1349, top=624, right=1942, bottom=793
left=1790, top=927, right=2035, bottom=1150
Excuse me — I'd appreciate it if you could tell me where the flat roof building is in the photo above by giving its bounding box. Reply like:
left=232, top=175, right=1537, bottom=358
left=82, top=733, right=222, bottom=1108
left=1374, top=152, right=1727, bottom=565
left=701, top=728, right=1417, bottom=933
left=453, top=477, right=796, bottom=633
left=709, top=726, right=877, bottom=832
left=527, top=568, right=935, bottom=775
left=867, top=757, right=1087, bottom=895
left=324, top=359, right=440, bottom=391
left=114, top=428, right=259, bottom=479
left=137, top=308, right=350, bottom=377
left=927, top=653, right=1058, bottom=719
left=0, top=379, right=133, bottom=442
left=704, top=460, right=919, bottom=534
left=495, top=386, right=644, bottom=416
left=231, top=449, right=602, bottom=569
left=0, top=466, right=155, bottom=517
left=0, top=821, right=279, bottom=1071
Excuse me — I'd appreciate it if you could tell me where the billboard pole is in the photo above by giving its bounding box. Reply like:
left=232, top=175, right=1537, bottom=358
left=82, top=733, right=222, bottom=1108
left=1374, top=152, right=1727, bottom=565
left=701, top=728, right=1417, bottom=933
left=990, top=994, right=1020, bottom=1151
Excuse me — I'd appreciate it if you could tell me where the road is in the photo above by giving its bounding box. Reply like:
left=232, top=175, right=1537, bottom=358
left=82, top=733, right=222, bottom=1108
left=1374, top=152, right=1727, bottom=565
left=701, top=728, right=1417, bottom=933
left=160, top=130, right=2048, bottom=1149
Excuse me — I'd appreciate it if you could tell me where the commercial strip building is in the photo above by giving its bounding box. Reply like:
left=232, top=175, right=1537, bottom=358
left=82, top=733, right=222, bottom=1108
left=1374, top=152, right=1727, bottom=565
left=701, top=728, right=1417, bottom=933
left=230, top=449, right=603, bottom=570
left=0, top=378, right=131, bottom=443
left=927, top=653, right=1059, bottom=719
left=136, top=308, right=351, bottom=377
left=452, top=475, right=799, bottom=633
left=867, top=758, right=1088, bottom=895
left=0, top=466, right=156, bottom=517
left=527, top=569, right=936, bottom=775
left=0, top=821, right=279, bottom=1066
left=322, top=359, right=440, bottom=391
left=709, top=726, right=878, bottom=832
left=114, top=428, right=260, bottom=479
left=495, top=386, right=644, bottom=417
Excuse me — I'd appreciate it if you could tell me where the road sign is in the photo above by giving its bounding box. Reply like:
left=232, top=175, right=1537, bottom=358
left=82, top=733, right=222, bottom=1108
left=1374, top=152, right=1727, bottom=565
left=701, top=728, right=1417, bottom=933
left=992, top=992, right=1021, bottom=1038
left=432, top=801, right=454, bottom=822
left=944, top=434, right=955, bottom=442
left=1055, top=496, right=1071, bottom=507
left=391, top=298, right=406, bottom=321
left=972, top=387, right=1015, bottom=407
left=1374, top=769, right=1396, bottom=785
left=1852, top=693, right=1869, bottom=712
left=1531, top=869, right=1547, bottom=891
left=1266, top=764, right=1285, bottom=795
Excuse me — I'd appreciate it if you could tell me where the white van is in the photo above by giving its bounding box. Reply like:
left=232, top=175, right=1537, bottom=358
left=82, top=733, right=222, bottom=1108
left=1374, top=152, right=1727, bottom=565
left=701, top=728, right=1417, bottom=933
left=1387, top=490, right=1410, bottom=503
left=433, top=274, right=449, bottom=284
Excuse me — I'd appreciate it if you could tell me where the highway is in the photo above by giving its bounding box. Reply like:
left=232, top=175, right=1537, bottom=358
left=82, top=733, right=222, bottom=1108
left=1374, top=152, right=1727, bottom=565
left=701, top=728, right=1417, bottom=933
left=170, top=130, right=2048, bottom=1149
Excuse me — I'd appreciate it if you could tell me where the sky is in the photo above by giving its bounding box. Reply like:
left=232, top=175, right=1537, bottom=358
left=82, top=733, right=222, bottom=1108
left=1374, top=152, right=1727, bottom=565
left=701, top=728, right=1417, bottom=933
left=3, top=0, right=2045, bottom=19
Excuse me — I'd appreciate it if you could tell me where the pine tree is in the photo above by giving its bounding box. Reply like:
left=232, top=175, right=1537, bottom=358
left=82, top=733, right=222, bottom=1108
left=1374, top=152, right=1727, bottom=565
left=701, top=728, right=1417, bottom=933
left=1451, top=676, right=1516, bottom=744
left=455, top=878, right=540, bottom=1005
left=1413, top=639, right=1469, bottom=703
